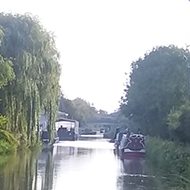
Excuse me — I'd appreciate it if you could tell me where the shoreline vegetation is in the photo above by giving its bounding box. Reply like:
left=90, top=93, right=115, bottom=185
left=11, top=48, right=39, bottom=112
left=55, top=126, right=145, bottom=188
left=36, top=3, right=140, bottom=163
left=146, top=137, right=190, bottom=190
left=0, top=138, right=42, bottom=156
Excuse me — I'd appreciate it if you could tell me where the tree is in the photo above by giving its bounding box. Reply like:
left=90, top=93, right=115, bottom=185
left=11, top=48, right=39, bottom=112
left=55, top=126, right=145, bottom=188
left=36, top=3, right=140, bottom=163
left=59, top=94, right=77, bottom=119
left=0, top=56, right=15, bottom=89
left=97, top=109, right=108, bottom=117
left=59, top=96, right=97, bottom=127
left=0, top=13, right=60, bottom=144
left=121, top=45, right=190, bottom=139
left=72, top=98, right=97, bottom=124
left=0, top=27, right=15, bottom=89
left=167, top=100, right=190, bottom=143
left=0, top=27, right=17, bottom=148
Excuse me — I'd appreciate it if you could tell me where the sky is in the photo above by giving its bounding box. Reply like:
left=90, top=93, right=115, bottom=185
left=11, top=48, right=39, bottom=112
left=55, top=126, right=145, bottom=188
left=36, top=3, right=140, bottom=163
left=1, top=0, right=190, bottom=113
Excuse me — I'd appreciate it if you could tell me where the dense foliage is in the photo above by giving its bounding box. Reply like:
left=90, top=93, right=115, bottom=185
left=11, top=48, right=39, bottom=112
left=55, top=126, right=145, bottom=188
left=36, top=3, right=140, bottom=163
left=0, top=13, right=61, bottom=146
left=59, top=95, right=97, bottom=127
left=146, top=137, right=190, bottom=190
left=121, top=45, right=190, bottom=142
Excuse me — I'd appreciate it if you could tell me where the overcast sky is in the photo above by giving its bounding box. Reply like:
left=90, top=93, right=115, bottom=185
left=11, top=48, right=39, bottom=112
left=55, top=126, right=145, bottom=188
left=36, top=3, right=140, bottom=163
left=1, top=0, right=190, bottom=113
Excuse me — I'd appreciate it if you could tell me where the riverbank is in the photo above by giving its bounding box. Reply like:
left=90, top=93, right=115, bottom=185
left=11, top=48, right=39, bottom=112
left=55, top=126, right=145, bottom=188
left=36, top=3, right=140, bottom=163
left=146, top=137, right=190, bottom=189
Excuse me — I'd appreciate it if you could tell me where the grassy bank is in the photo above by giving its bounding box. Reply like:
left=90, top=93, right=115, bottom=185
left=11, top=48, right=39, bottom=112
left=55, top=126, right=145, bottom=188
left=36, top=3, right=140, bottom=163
left=146, top=137, right=190, bottom=189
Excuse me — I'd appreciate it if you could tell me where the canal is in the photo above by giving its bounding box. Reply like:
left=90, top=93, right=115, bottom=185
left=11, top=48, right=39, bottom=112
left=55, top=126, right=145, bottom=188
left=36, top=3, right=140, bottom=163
left=0, top=136, right=172, bottom=190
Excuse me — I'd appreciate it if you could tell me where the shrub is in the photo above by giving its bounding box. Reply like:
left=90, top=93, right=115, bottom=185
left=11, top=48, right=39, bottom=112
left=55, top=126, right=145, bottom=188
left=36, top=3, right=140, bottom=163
left=146, top=137, right=190, bottom=189
left=0, top=140, right=16, bottom=155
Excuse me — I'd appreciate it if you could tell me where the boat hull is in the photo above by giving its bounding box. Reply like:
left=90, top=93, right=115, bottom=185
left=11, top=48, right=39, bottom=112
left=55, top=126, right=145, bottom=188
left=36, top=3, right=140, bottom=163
left=121, top=151, right=145, bottom=159
left=122, top=158, right=145, bottom=174
left=116, top=148, right=146, bottom=160
left=114, top=133, right=146, bottom=160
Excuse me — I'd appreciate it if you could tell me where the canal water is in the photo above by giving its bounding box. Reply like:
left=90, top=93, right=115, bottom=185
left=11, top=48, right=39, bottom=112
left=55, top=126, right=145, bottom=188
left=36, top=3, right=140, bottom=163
left=0, top=137, right=172, bottom=190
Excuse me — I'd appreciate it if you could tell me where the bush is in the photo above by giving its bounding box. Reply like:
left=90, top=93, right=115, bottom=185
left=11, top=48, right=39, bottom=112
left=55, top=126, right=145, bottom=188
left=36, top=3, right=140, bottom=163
left=146, top=137, right=190, bottom=189
left=0, top=114, right=18, bottom=152
left=0, top=129, right=18, bottom=145
left=0, top=140, right=16, bottom=155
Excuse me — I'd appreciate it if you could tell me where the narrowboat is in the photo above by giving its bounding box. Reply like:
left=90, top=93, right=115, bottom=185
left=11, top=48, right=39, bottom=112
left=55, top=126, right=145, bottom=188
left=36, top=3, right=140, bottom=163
left=114, top=133, right=145, bottom=160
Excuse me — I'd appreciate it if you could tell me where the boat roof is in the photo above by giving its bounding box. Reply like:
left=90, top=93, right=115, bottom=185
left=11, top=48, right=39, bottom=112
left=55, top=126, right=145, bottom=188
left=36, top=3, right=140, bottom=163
left=123, top=133, right=144, bottom=138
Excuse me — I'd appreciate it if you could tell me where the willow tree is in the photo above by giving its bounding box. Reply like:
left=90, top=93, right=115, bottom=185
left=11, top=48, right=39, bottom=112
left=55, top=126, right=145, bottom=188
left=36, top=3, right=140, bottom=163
left=0, top=26, right=15, bottom=90
left=0, top=26, right=17, bottom=147
left=0, top=13, right=61, bottom=145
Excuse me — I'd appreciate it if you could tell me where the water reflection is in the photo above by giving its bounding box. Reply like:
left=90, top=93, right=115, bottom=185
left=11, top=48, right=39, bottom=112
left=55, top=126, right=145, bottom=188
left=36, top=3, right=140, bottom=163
left=118, top=174, right=156, bottom=190
left=117, top=159, right=156, bottom=190
left=0, top=151, right=36, bottom=190
left=36, top=150, right=54, bottom=190
left=0, top=139, right=168, bottom=190
left=52, top=143, right=119, bottom=190
left=122, top=159, right=145, bottom=174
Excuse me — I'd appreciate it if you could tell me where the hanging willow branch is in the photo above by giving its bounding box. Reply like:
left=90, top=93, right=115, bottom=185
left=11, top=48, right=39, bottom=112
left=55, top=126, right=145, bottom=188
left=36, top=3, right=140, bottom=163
left=0, top=13, right=61, bottom=145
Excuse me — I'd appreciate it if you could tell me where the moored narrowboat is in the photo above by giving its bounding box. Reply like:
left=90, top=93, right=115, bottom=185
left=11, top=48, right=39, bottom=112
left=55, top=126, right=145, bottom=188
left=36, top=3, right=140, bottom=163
left=114, top=133, right=146, bottom=160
